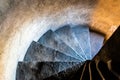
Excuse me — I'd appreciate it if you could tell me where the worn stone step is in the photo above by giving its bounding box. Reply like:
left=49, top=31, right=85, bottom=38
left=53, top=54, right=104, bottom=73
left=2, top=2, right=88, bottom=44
left=55, top=25, right=86, bottom=61
left=16, top=62, right=84, bottom=80
left=24, top=41, right=80, bottom=62
left=90, top=31, right=104, bottom=58
left=38, top=30, right=81, bottom=60
left=72, top=25, right=91, bottom=59
left=93, top=26, right=120, bottom=62
left=44, top=61, right=87, bottom=80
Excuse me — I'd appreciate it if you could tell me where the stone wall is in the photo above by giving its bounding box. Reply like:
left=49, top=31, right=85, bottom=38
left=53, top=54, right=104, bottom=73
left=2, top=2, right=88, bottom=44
left=0, top=0, right=119, bottom=80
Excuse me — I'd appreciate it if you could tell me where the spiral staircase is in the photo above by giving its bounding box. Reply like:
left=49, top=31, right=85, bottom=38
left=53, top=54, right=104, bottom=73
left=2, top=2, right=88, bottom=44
left=16, top=25, right=120, bottom=80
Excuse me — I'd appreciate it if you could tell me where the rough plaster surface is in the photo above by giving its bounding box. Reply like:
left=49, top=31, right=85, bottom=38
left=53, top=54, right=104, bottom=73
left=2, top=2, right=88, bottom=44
left=0, top=0, right=119, bottom=80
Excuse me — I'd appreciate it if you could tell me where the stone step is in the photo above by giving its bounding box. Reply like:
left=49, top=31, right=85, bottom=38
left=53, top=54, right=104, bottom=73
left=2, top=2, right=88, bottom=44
left=16, top=62, right=84, bottom=80
left=93, top=26, right=120, bottom=62
left=72, top=25, right=91, bottom=59
left=38, top=30, right=81, bottom=60
left=55, top=25, right=86, bottom=61
left=24, top=41, right=80, bottom=62
left=90, top=31, right=104, bottom=58
left=43, top=61, right=87, bottom=80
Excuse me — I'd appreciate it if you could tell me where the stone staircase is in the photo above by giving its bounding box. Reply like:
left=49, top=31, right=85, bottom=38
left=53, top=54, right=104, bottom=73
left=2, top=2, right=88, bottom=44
left=16, top=25, right=120, bottom=80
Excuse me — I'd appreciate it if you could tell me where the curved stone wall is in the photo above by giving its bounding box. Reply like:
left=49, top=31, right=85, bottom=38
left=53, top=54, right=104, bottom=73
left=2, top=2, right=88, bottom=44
left=0, top=0, right=119, bottom=80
